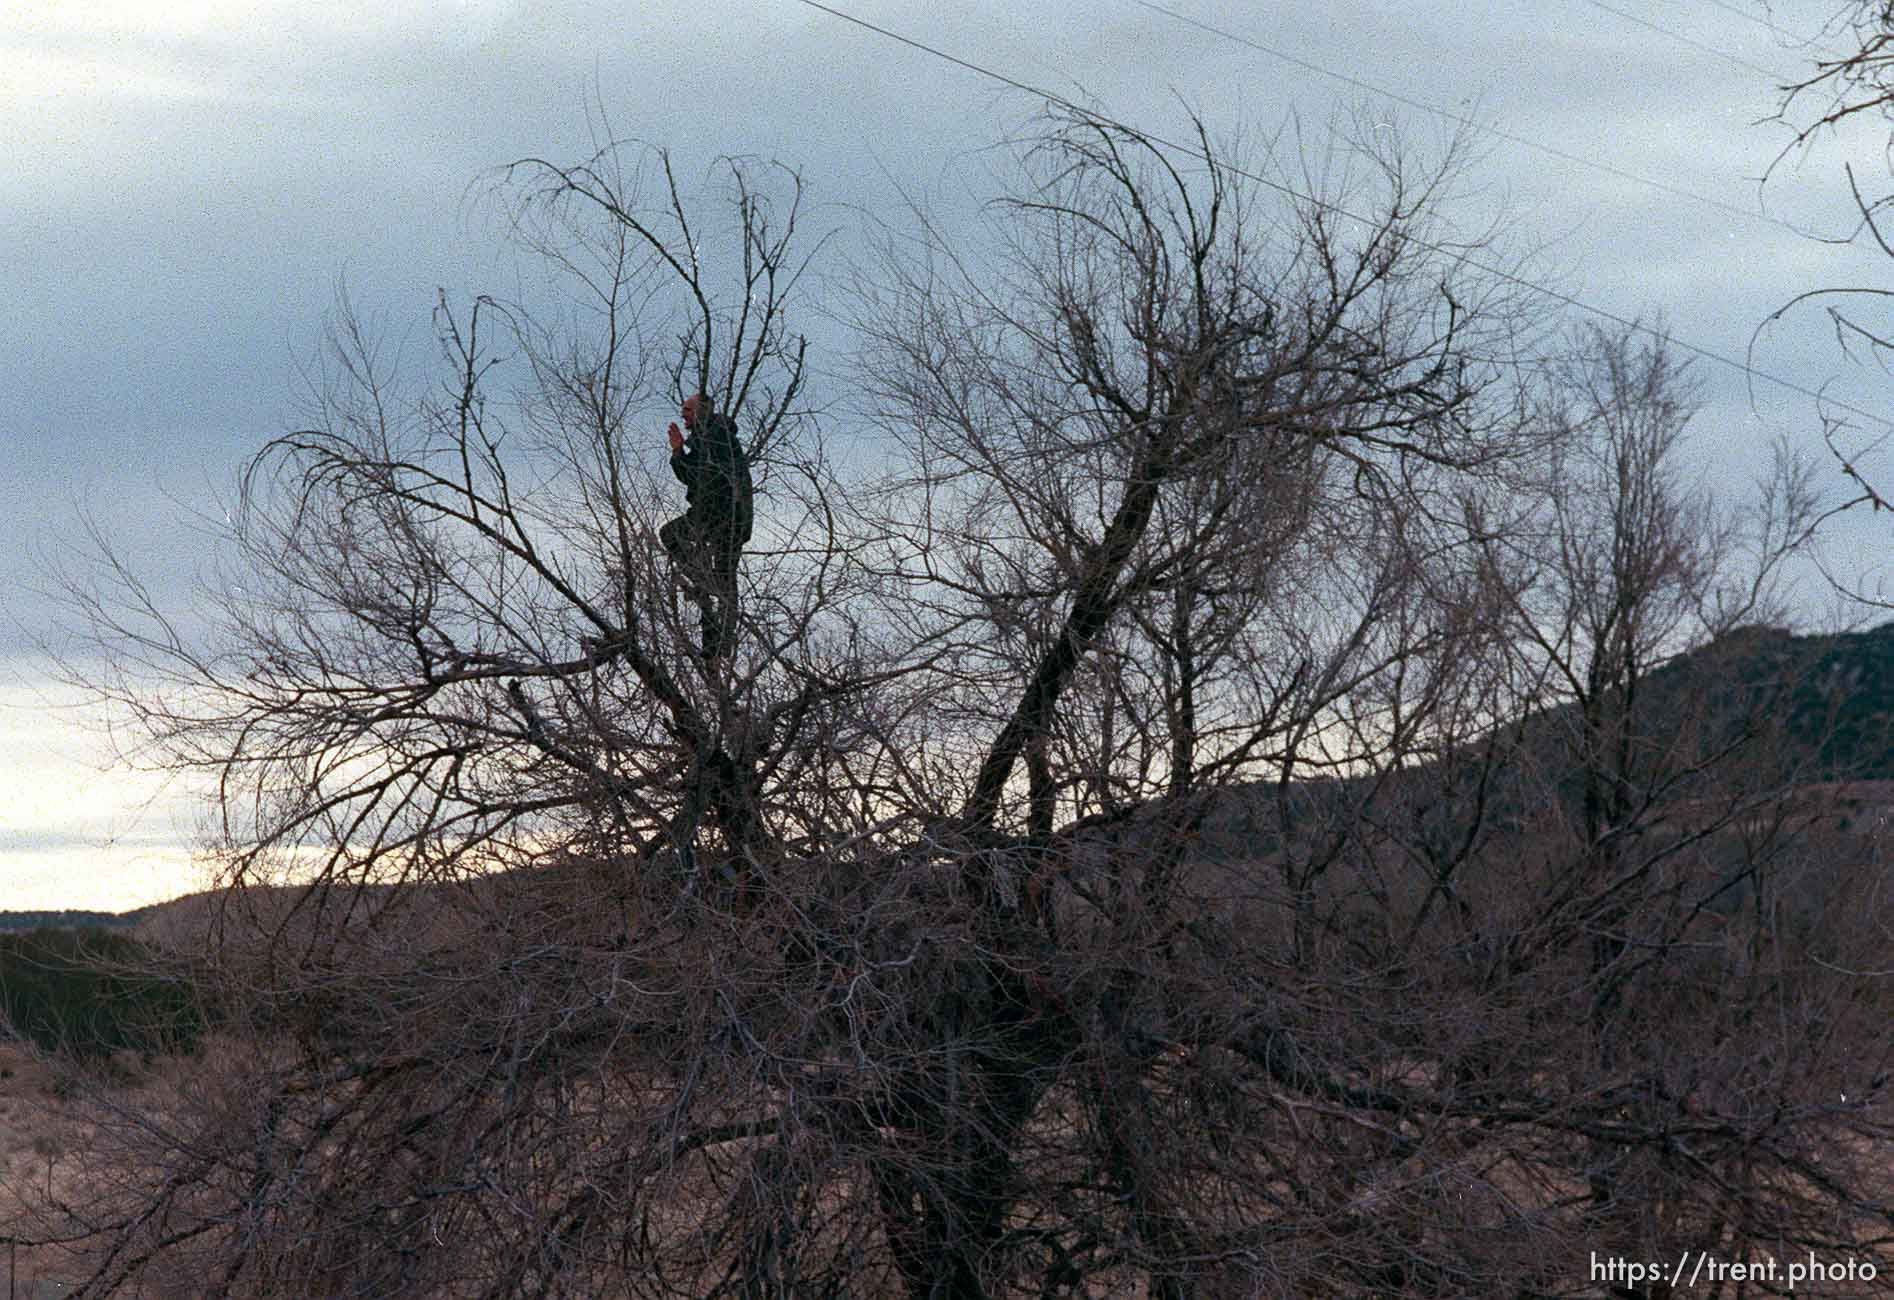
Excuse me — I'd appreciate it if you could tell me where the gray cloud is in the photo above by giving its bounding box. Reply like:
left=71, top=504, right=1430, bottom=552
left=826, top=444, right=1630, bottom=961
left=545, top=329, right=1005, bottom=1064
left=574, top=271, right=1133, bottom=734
left=3, top=0, right=1887, bottom=905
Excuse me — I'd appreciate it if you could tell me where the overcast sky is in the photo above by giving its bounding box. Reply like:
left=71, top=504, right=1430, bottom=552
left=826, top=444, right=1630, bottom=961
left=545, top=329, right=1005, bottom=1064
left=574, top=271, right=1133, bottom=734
left=3, top=0, right=1889, bottom=910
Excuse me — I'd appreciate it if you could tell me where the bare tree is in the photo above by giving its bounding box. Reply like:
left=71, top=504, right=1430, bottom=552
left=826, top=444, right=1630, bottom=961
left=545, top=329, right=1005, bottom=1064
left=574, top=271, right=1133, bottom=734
left=12, top=107, right=1889, bottom=1299
left=1441, top=320, right=1891, bottom=1278
left=1762, top=2, right=1894, bottom=534
left=834, top=107, right=1554, bottom=1296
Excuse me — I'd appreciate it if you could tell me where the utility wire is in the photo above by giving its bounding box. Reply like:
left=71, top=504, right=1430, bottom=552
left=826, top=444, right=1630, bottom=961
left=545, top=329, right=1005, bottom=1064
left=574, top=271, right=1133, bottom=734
left=1582, top=0, right=1795, bottom=81
left=1135, top=0, right=1840, bottom=250
left=1680, top=0, right=1823, bottom=46
left=791, top=0, right=1893, bottom=432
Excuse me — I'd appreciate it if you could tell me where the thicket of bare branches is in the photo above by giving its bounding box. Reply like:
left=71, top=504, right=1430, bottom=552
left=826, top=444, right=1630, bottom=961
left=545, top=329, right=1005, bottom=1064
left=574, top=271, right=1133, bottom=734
left=15, top=107, right=1892, bottom=1298
left=1765, top=2, right=1894, bottom=527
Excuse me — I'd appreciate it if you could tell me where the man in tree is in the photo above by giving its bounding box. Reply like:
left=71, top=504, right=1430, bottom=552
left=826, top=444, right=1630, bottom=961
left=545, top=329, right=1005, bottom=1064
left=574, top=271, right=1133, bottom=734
left=660, top=392, right=753, bottom=658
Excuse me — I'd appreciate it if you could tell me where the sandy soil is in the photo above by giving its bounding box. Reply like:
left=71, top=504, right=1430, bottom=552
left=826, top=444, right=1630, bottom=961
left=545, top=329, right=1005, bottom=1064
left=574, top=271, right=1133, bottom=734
left=0, top=1041, right=188, bottom=1299
left=1, top=1040, right=90, bottom=1296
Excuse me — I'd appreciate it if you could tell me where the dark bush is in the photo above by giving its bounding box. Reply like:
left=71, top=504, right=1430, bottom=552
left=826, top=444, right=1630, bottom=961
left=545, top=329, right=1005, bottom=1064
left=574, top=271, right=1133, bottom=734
left=0, top=926, right=205, bottom=1060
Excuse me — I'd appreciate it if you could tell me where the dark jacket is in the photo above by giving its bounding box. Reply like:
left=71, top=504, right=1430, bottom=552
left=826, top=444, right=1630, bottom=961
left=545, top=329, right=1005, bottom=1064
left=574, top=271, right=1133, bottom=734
left=670, top=412, right=754, bottom=546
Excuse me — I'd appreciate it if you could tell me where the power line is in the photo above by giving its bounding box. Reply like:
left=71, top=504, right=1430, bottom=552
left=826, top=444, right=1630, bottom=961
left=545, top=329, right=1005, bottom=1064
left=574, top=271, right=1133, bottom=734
left=1582, top=0, right=1795, bottom=82
left=790, top=0, right=1893, bottom=432
left=1134, top=0, right=1836, bottom=250
left=1677, top=0, right=1825, bottom=50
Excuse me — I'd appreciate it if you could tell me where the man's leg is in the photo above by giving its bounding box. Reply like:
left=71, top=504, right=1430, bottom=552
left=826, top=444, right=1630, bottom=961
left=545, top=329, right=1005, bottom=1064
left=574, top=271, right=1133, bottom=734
left=661, top=515, right=708, bottom=635
left=659, top=516, right=692, bottom=577
left=702, top=536, right=741, bottom=660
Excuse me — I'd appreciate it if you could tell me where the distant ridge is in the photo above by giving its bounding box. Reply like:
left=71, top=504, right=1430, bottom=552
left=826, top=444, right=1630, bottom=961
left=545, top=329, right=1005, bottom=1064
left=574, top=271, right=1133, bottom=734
left=1643, top=619, right=1894, bottom=780
left=9, top=624, right=1894, bottom=929
left=0, top=908, right=147, bottom=934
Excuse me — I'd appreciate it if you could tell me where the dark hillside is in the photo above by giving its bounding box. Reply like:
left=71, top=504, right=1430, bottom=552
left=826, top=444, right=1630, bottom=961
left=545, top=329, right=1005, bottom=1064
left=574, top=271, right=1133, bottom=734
left=1090, top=621, right=1894, bottom=867
left=1683, top=620, right=1894, bottom=778
left=0, top=908, right=145, bottom=934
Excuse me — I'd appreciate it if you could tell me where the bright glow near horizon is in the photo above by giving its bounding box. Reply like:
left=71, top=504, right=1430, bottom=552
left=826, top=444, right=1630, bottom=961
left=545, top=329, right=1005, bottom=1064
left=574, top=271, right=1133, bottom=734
left=0, top=673, right=212, bottom=912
